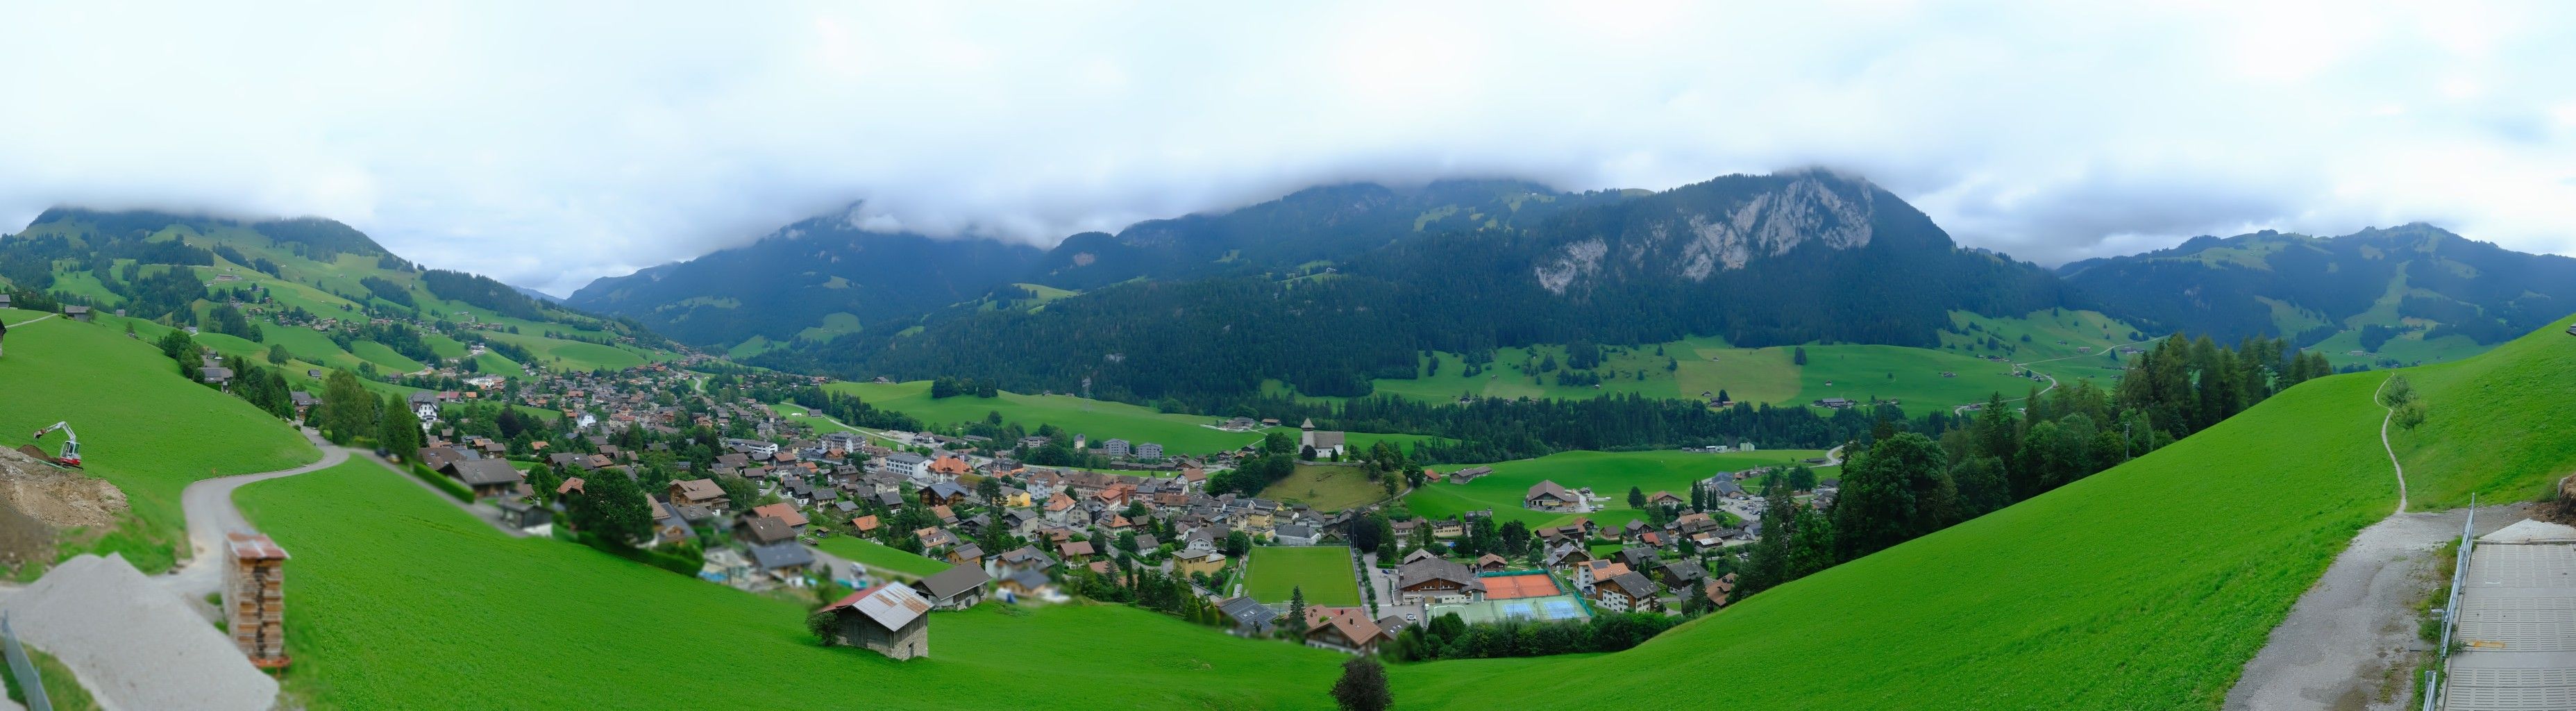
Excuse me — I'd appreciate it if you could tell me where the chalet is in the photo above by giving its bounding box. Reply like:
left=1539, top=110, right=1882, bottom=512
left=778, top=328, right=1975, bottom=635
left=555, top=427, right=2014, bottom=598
left=496, top=499, right=551, bottom=530
left=1813, top=397, right=1858, bottom=410
left=414, top=446, right=475, bottom=472
left=914, top=565, right=991, bottom=610
left=1430, top=518, right=1466, bottom=539
left=823, top=585, right=932, bottom=660
left=739, top=516, right=798, bottom=546
left=1525, top=480, right=1580, bottom=510
left=1393, top=557, right=1483, bottom=604
left=439, top=459, right=525, bottom=499
left=1592, top=571, right=1661, bottom=612
left=997, top=570, right=1057, bottom=601
left=1658, top=561, right=1707, bottom=589
left=927, top=455, right=973, bottom=481
left=1543, top=541, right=1593, bottom=570
left=1706, top=572, right=1738, bottom=608
left=1302, top=605, right=1390, bottom=655
left=1057, top=539, right=1097, bottom=562
left=916, top=527, right=957, bottom=549
left=1472, top=553, right=1510, bottom=573
left=944, top=543, right=985, bottom=569
left=850, top=515, right=881, bottom=536
left=991, top=546, right=1057, bottom=576
left=556, top=477, right=585, bottom=496
left=668, top=478, right=728, bottom=512
left=1647, top=491, right=1685, bottom=507
left=751, top=502, right=809, bottom=530
left=921, top=482, right=973, bottom=507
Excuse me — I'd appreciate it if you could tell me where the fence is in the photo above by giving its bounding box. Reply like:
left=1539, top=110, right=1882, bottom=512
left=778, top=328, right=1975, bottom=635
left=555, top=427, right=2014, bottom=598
left=2422, top=494, right=2477, bottom=711
left=1, top=612, right=51, bottom=711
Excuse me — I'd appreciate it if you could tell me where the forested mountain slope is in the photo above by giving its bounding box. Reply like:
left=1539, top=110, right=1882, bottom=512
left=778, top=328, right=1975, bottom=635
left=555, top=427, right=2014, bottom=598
left=2063, top=224, right=2576, bottom=367
left=1390, top=314, right=2576, bottom=710
left=755, top=172, right=2071, bottom=403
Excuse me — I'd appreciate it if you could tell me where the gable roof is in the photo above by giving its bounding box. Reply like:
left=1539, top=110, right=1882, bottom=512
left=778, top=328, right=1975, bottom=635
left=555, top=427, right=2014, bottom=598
left=1526, top=479, right=1576, bottom=502
left=751, top=502, right=807, bottom=527
left=1395, top=557, right=1483, bottom=592
left=748, top=542, right=814, bottom=569
left=917, top=565, right=993, bottom=601
left=1303, top=605, right=1386, bottom=646
left=827, top=584, right=932, bottom=631
left=444, top=459, right=525, bottom=486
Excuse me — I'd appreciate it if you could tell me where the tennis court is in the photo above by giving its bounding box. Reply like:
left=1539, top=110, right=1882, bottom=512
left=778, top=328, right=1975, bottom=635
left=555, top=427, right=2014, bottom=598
left=1431, top=593, right=1593, bottom=624
left=1480, top=571, right=1563, bottom=601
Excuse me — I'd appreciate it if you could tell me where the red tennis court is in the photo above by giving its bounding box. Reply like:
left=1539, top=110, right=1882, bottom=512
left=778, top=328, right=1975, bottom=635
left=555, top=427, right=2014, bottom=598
left=1481, top=573, right=1562, bottom=601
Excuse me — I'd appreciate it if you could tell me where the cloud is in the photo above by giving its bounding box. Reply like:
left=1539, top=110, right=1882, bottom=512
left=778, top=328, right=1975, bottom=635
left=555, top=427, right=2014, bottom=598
left=2, top=1, right=2573, bottom=294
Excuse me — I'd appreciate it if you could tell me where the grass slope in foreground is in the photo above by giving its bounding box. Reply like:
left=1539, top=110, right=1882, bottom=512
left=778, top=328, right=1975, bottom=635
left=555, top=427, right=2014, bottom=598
left=1393, top=315, right=2576, bottom=710
left=0, top=309, right=317, bottom=573
left=1245, top=546, right=1361, bottom=606
left=238, top=460, right=1352, bottom=710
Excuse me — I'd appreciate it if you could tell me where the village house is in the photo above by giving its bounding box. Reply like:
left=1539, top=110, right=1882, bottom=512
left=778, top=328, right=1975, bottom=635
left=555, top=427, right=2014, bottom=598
left=1472, top=553, right=1510, bottom=573
left=1175, top=550, right=1227, bottom=576
left=914, top=565, right=991, bottom=610
left=439, top=459, right=526, bottom=499
left=668, top=478, right=729, bottom=512
left=739, top=516, right=798, bottom=546
left=750, top=502, right=808, bottom=532
left=1592, top=571, right=1662, bottom=612
left=1394, top=557, right=1484, bottom=604
left=1302, top=606, right=1390, bottom=655
left=1445, top=466, right=1492, bottom=484
left=1274, top=524, right=1320, bottom=546
left=1525, top=480, right=1581, bottom=510
left=824, top=585, right=932, bottom=660
left=1218, top=596, right=1279, bottom=637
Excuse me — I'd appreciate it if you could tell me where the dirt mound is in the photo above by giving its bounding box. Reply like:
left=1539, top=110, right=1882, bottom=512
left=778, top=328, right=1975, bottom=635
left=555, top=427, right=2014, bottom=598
left=0, top=445, right=126, bottom=570
left=0, top=444, right=124, bottom=528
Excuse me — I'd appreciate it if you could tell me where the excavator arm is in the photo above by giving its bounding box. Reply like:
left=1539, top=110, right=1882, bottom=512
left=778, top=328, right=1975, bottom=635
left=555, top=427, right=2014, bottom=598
left=28, top=421, right=79, bottom=467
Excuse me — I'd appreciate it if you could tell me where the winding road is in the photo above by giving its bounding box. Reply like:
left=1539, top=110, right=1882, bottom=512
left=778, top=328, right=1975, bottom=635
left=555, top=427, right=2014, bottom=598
left=160, top=427, right=350, bottom=601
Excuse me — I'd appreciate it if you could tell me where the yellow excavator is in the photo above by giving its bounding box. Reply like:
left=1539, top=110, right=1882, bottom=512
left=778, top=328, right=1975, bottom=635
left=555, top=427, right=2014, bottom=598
left=22, top=421, right=81, bottom=468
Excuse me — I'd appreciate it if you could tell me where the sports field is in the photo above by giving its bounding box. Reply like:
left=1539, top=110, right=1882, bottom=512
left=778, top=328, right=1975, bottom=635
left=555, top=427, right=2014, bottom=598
left=1245, top=546, right=1361, bottom=606
left=1433, top=595, right=1591, bottom=625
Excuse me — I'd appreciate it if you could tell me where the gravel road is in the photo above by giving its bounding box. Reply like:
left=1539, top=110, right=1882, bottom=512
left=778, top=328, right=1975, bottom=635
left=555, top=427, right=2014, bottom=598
left=2223, top=504, right=2528, bottom=711
left=1, top=553, right=278, bottom=711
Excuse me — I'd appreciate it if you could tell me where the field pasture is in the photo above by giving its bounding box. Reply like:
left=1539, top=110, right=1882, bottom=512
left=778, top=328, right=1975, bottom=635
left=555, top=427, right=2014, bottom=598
left=1245, top=546, right=1361, bottom=606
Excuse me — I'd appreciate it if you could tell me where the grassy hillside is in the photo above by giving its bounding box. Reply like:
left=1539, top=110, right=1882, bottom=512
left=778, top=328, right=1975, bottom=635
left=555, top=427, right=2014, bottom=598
left=1402, top=449, right=1824, bottom=530
left=237, top=460, right=1354, bottom=710
left=1390, top=315, right=2576, bottom=710
left=1354, top=310, right=2143, bottom=412
left=2387, top=313, right=2576, bottom=508
left=0, top=309, right=318, bottom=573
left=1258, top=464, right=1402, bottom=512
left=822, top=380, right=1437, bottom=457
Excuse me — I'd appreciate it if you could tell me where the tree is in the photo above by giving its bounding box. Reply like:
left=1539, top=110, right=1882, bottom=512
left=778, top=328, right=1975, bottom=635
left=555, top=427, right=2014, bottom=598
left=1284, top=587, right=1310, bottom=640
left=571, top=469, right=653, bottom=548
left=1627, top=486, right=1646, bottom=509
left=1222, top=530, right=1253, bottom=558
left=317, top=369, right=378, bottom=444
left=1330, top=658, right=1393, bottom=711
left=716, top=474, right=759, bottom=511
left=1792, top=346, right=1808, bottom=365
left=806, top=609, right=840, bottom=646
left=265, top=343, right=291, bottom=365
left=1830, top=433, right=1957, bottom=560
left=378, top=393, right=424, bottom=457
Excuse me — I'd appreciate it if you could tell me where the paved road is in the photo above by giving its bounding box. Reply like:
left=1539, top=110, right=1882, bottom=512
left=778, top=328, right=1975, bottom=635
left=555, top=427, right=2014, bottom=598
left=160, top=427, right=349, bottom=602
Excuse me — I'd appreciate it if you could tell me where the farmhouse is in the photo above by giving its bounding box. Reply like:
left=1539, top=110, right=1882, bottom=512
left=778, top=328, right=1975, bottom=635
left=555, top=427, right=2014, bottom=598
left=1302, top=605, right=1390, bottom=655
left=1525, top=480, right=1580, bottom=510
left=824, top=585, right=933, bottom=660
left=439, top=459, right=525, bottom=499
left=668, top=478, right=728, bottom=512
left=1445, top=466, right=1493, bottom=484
left=1813, top=398, right=1858, bottom=409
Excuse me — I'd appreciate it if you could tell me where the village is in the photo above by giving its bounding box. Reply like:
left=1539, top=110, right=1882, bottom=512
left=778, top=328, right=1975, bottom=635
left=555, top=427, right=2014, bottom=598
left=321, top=353, right=1818, bottom=662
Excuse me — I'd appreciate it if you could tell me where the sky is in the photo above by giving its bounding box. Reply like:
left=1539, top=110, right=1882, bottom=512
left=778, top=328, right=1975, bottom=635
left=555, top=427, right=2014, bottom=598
left=3, top=1, right=2573, bottom=295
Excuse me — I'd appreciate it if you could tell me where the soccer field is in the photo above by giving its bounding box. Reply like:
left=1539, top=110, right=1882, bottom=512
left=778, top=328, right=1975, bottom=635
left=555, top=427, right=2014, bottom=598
left=1245, top=546, right=1361, bottom=606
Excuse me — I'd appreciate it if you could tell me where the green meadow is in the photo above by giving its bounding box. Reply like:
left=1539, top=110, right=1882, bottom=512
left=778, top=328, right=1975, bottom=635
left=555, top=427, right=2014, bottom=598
left=1258, top=464, right=1404, bottom=513
left=1402, top=449, right=1826, bottom=530
left=1390, top=315, right=2576, bottom=710
left=816, top=535, right=952, bottom=580
left=827, top=380, right=1277, bottom=455
left=1245, top=546, right=1361, bottom=606
left=0, top=310, right=319, bottom=573
left=237, top=460, right=1355, bottom=710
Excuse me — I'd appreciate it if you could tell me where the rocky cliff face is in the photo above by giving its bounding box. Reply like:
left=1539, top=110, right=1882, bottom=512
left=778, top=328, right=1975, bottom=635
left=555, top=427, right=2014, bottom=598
left=1531, top=171, right=1901, bottom=295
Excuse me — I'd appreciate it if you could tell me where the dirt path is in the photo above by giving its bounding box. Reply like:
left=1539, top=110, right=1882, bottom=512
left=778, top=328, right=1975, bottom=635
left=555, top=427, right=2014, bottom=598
left=2221, top=374, right=2491, bottom=710
left=2373, top=376, right=2408, bottom=513
left=158, top=426, right=350, bottom=603
left=2222, top=506, right=2523, bottom=711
